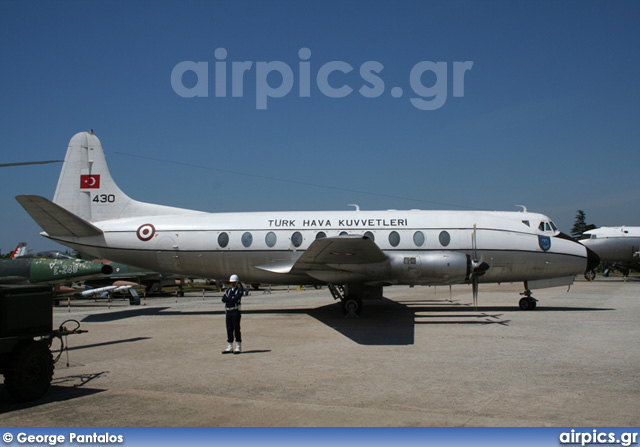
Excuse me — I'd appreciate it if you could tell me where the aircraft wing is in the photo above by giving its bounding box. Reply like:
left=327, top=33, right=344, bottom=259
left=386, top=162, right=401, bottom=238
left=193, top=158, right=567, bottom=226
left=293, top=235, right=388, bottom=269
left=16, top=195, right=103, bottom=238
left=255, top=236, right=388, bottom=275
left=0, top=276, right=28, bottom=284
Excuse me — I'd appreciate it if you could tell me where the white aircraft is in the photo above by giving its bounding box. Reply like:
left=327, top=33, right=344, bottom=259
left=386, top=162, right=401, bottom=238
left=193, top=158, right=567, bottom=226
left=16, top=131, right=599, bottom=314
left=80, top=284, right=137, bottom=298
left=580, top=226, right=640, bottom=278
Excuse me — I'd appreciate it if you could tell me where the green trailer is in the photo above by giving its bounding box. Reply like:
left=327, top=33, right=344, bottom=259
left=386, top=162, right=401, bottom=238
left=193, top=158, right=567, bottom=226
left=0, top=285, right=85, bottom=401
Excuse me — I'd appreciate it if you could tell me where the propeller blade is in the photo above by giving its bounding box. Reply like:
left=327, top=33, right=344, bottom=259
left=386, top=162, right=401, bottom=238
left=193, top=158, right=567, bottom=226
left=472, top=275, right=478, bottom=311
left=470, top=224, right=485, bottom=310
left=472, top=224, right=477, bottom=261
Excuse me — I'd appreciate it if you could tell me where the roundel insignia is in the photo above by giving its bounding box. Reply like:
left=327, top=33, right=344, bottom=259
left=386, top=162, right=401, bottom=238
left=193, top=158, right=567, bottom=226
left=137, top=224, right=156, bottom=241
left=538, top=235, right=551, bottom=252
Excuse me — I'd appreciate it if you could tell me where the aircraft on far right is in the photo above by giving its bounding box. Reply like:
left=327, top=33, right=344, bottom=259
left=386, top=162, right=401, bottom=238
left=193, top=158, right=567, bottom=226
left=580, top=226, right=640, bottom=279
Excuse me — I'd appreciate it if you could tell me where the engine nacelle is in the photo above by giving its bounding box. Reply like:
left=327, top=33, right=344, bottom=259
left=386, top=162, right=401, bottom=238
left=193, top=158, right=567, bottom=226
left=387, top=251, right=470, bottom=284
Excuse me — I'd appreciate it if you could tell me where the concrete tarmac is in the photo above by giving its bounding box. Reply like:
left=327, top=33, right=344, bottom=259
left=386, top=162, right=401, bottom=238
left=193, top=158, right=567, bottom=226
left=1, top=278, right=638, bottom=426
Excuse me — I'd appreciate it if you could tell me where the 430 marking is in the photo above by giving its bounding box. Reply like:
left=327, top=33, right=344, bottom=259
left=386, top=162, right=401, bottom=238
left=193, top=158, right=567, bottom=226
left=93, top=194, right=116, bottom=203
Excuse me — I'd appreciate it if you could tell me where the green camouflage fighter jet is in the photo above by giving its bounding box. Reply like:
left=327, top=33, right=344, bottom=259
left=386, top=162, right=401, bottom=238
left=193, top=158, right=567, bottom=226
left=0, top=251, right=112, bottom=286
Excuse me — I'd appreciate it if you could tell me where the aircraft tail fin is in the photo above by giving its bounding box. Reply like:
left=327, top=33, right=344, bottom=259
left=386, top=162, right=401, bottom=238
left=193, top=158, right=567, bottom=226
left=9, top=242, right=27, bottom=258
left=16, top=194, right=104, bottom=238
left=53, top=131, right=199, bottom=222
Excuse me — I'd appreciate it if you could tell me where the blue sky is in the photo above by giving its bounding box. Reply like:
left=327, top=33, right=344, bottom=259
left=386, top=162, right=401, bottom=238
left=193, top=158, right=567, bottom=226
left=1, top=0, right=639, bottom=254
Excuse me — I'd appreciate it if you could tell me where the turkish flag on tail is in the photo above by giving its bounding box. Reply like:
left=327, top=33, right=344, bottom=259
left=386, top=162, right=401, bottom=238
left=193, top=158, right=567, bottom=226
left=80, top=175, right=100, bottom=189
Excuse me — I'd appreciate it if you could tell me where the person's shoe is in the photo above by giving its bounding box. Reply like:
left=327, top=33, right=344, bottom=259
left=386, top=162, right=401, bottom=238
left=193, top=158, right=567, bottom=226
left=223, top=342, right=233, bottom=354
left=234, top=342, right=242, bottom=354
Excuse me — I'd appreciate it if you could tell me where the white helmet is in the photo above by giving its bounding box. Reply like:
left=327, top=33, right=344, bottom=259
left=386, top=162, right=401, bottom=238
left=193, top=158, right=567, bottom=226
left=229, top=274, right=239, bottom=282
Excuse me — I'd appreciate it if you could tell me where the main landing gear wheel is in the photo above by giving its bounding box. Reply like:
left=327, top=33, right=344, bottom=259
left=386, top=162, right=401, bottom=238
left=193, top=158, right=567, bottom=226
left=519, top=284, right=538, bottom=311
left=584, top=270, right=596, bottom=281
left=341, top=296, right=362, bottom=317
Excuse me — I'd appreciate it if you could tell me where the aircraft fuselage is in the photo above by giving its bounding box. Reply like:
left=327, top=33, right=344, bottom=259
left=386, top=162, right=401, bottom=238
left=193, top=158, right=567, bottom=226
left=49, top=209, right=587, bottom=286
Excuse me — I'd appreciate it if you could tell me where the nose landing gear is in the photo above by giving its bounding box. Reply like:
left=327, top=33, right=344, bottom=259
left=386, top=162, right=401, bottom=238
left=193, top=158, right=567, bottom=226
left=519, top=287, right=538, bottom=310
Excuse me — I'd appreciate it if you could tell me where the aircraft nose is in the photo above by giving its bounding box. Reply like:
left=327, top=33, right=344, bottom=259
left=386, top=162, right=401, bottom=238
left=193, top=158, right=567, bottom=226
left=554, top=232, right=600, bottom=272
left=586, top=246, right=600, bottom=272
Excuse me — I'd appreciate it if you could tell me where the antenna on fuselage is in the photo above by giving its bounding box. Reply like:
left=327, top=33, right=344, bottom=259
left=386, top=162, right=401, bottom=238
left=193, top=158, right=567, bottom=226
left=515, top=205, right=528, bottom=212
left=348, top=204, right=360, bottom=211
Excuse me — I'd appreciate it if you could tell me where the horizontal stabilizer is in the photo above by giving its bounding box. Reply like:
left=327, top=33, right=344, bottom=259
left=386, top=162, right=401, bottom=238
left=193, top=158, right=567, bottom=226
left=16, top=195, right=103, bottom=238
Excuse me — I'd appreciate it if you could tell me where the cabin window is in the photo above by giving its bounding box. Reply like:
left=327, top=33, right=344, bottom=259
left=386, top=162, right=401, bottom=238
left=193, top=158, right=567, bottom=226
left=315, top=231, right=327, bottom=240
left=218, top=232, right=229, bottom=248
left=413, top=231, right=425, bottom=247
left=339, top=231, right=349, bottom=236
left=389, top=231, right=400, bottom=247
left=265, top=231, right=277, bottom=247
left=439, top=231, right=451, bottom=247
left=364, top=231, right=375, bottom=241
left=241, top=232, right=253, bottom=248
left=291, top=231, right=303, bottom=247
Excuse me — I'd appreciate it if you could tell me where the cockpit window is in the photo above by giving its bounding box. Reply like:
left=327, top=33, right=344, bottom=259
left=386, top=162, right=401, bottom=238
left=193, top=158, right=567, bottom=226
left=522, top=220, right=530, bottom=227
left=33, top=251, right=74, bottom=259
left=538, top=221, right=557, bottom=233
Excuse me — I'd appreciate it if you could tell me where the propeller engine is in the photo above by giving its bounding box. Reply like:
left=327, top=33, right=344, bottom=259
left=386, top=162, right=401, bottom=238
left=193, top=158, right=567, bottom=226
left=468, top=224, right=490, bottom=309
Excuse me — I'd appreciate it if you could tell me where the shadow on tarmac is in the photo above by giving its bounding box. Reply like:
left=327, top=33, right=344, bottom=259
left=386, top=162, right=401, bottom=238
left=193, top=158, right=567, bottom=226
left=63, top=337, right=152, bottom=351
left=221, top=350, right=272, bottom=355
left=78, top=299, right=614, bottom=346
left=0, top=372, right=107, bottom=411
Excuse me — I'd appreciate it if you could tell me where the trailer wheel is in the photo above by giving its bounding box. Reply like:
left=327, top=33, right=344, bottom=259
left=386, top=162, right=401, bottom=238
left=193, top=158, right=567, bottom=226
left=4, top=340, right=54, bottom=402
